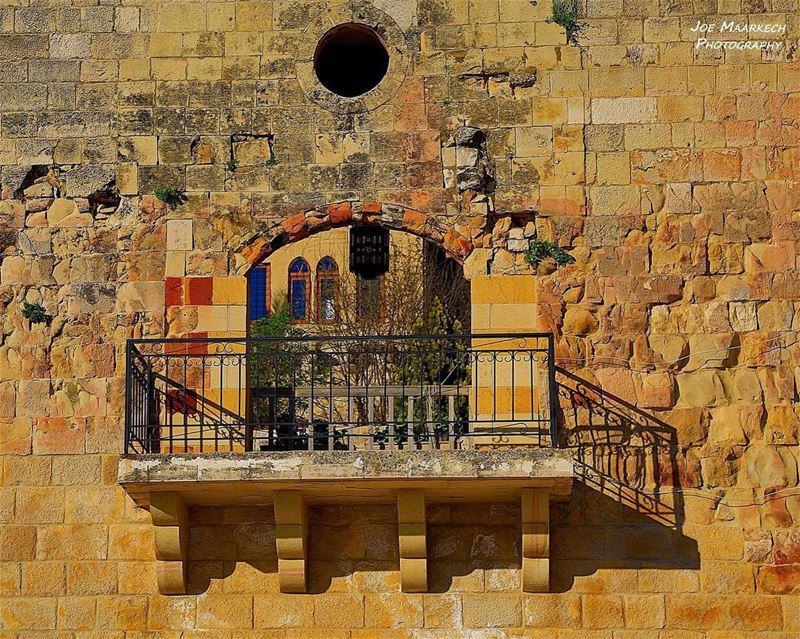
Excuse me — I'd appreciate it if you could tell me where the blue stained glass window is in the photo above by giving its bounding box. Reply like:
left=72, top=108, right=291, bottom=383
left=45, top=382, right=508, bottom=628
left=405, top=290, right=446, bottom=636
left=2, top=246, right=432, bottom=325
left=291, top=279, right=308, bottom=321
left=249, top=267, right=268, bottom=321
left=289, top=258, right=310, bottom=274
left=289, top=258, right=311, bottom=322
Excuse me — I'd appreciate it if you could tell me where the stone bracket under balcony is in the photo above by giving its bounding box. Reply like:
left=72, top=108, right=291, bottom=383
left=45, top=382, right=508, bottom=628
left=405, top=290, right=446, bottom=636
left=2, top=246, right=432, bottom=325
left=118, top=449, right=574, bottom=595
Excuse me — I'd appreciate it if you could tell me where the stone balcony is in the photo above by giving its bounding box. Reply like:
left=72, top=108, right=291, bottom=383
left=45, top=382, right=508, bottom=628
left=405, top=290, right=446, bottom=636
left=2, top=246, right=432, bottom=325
left=118, top=449, right=574, bottom=596
left=121, top=334, right=573, bottom=595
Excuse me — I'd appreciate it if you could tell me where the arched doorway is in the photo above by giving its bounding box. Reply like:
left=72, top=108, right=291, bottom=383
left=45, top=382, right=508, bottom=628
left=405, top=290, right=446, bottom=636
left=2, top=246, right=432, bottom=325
left=246, top=225, right=471, bottom=337
left=146, top=202, right=549, bottom=456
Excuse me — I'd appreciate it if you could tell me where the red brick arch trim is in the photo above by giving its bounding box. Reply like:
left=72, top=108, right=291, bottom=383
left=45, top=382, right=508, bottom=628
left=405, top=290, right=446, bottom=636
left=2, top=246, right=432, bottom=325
left=239, top=201, right=474, bottom=267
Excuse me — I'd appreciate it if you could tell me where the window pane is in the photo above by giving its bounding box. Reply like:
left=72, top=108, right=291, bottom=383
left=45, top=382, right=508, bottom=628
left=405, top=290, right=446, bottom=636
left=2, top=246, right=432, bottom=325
left=320, top=278, right=336, bottom=321
left=291, top=279, right=308, bottom=321
left=249, top=268, right=267, bottom=320
left=289, top=258, right=310, bottom=273
left=318, top=256, right=337, bottom=273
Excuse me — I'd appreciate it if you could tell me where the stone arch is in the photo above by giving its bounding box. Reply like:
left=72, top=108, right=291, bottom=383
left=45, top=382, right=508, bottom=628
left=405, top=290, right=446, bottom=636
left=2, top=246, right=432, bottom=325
left=237, top=200, right=475, bottom=270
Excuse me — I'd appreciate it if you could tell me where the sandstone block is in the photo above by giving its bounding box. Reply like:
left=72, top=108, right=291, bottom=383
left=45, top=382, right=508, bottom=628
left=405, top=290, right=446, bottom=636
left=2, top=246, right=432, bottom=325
left=1, top=255, right=34, bottom=285
left=728, top=595, right=783, bottom=631
left=166, top=219, right=193, bottom=251
left=0, top=417, right=32, bottom=455
left=758, top=565, right=800, bottom=594
left=253, top=594, right=314, bottom=628
left=729, top=301, right=757, bottom=331
left=17, top=379, right=51, bottom=419
left=686, top=333, right=736, bottom=369
left=313, top=594, right=365, bottom=628
left=637, top=372, right=675, bottom=409
left=422, top=594, right=462, bottom=628
left=3, top=455, right=50, bottom=486
left=33, top=417, right=86, bottom=455
left=66, top=561, right=118, bottom=595
left=706, top=405, right=759, bottom=447
left=364, top=593, right=423, bottom=628
left=57, top=595, right=97, bottom=630
left=117, top=281, right=165, bottom=313
left=676, top=370, right=723, bottom=408
left=562, top=306, right=597, bottom=335
left=743, top=443, right=798, bottom=492
left=0, top=596, right=56, bottom=630
left=0, top=560, right=20, bottom=596
left=47, top=198, right=92, bottom=227
left=757, top=300, right=794, bottom=331
left=15, top=487, right=64, bottom=524
left=581, top=594, right=624, bottom=629
left=37, top=524, right=107, bottom=561
left=64, top=487, right=125, bottom=524
left=699, top=562, right=755, bottom=594
left=461, top=594, right=522, bottom=628
left=1, top=524, right=36, bottom=561
left=524, top=593, right=581, bottom=627
left=591, top=97, right=657, bottom=124
left=765, top=405, right=800, bottom=445
left=197, top=594, right=253, bottom=629
left=665, top=594, right=728, bottom=629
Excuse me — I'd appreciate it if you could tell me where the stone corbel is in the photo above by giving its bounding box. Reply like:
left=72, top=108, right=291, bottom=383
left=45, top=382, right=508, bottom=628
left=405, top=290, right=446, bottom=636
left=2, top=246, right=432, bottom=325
left=521, top=489, right=549, bottom=592
left=274, top=491, right=308, bottom=593
left=150, top=492, right=189, bottom=595
left=397, top=490, right=427, bottom=592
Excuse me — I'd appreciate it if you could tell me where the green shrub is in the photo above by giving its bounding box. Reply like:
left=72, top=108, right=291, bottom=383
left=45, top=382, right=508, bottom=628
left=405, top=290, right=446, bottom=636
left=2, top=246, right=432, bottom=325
left=524, top=239, right=576, bottom=269
left=154, top=186, right=185, bottom=208
left=546, top=0, right=586, bottom=46
left=21, top=301, right=49, bottom=324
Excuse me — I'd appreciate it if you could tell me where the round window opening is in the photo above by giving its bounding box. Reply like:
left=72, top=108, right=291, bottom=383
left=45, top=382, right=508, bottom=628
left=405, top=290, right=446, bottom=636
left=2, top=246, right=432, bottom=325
left=314, top=23, right=390, bottom=98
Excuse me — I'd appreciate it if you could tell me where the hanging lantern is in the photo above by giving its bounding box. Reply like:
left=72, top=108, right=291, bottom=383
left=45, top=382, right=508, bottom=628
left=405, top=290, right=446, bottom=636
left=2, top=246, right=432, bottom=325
left=349, top=227, right=390, bottom=279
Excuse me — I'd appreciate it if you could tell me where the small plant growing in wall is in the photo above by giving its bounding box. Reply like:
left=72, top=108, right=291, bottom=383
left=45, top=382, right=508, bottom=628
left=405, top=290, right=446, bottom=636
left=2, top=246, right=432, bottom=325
left=261, top=155, right=279, bottom=168
left=524, top=239, right=576, bottom=272
left=546, top=0, right=586, bottom=46
left=225, top=158, right=238, bottom=171
left=154, top=186, right=186, bottom=209
left=21, top=301, right=50, bottom=325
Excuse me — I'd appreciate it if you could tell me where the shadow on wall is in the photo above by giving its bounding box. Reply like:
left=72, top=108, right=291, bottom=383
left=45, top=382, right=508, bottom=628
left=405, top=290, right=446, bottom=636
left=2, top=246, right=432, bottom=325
left=552, top=367, right=700, bottom=592
left=183, top=370, right=700, bottom=594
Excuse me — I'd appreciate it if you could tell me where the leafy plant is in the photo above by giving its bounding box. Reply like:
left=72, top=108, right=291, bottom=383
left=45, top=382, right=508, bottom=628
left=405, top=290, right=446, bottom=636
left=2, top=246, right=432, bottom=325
left=546, top=0, right=586, bottom=46
left=21, top=301, right=49, bottom=324
left=249, top=302, right=336, bottom=449
left=154, top=186, right=186, bottom=209
left=524, top=238, right=576, bottom=269
left=261, top=155, right=278, bottom=168
left=225, top=158, right=237, bottom=171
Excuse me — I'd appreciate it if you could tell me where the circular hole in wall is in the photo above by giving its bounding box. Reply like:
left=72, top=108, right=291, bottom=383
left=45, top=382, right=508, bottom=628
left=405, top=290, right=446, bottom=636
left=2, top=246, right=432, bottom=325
left=314, top=23, right=390, bottom=98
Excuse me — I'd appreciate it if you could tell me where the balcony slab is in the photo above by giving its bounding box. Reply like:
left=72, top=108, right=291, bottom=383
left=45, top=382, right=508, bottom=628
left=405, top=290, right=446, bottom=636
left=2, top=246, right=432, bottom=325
left=119, top=449, right=573, bottom=595
left=118, top=449, right=574, bottom=508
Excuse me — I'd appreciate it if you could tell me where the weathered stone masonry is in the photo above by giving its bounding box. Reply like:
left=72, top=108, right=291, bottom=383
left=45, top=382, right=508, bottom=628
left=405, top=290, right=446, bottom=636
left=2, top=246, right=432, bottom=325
left=1, top=0, right=800, bottom=635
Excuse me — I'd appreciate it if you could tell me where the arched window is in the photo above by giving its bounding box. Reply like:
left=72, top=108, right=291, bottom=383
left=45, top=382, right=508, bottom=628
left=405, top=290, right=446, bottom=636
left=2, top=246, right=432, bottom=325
left=288, top=258, right=311, bottom=323
left=316, top=256, right=339, bottom=323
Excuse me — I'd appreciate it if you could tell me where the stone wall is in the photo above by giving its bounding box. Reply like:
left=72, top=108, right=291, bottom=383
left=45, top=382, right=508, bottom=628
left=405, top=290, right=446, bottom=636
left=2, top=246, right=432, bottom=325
left=2, top=0, right=800, bottom=635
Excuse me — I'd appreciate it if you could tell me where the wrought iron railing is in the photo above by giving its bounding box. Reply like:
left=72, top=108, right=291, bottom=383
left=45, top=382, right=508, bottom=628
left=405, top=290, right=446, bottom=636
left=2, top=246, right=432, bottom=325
left=124, top=333, right=558, bottom=454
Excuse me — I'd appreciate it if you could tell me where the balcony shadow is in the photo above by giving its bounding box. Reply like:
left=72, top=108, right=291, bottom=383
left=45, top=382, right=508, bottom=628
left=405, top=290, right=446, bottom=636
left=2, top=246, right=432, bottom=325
left=550, top=367, right=700, bottom=591
left=185, top=506, right=278, bottom=595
